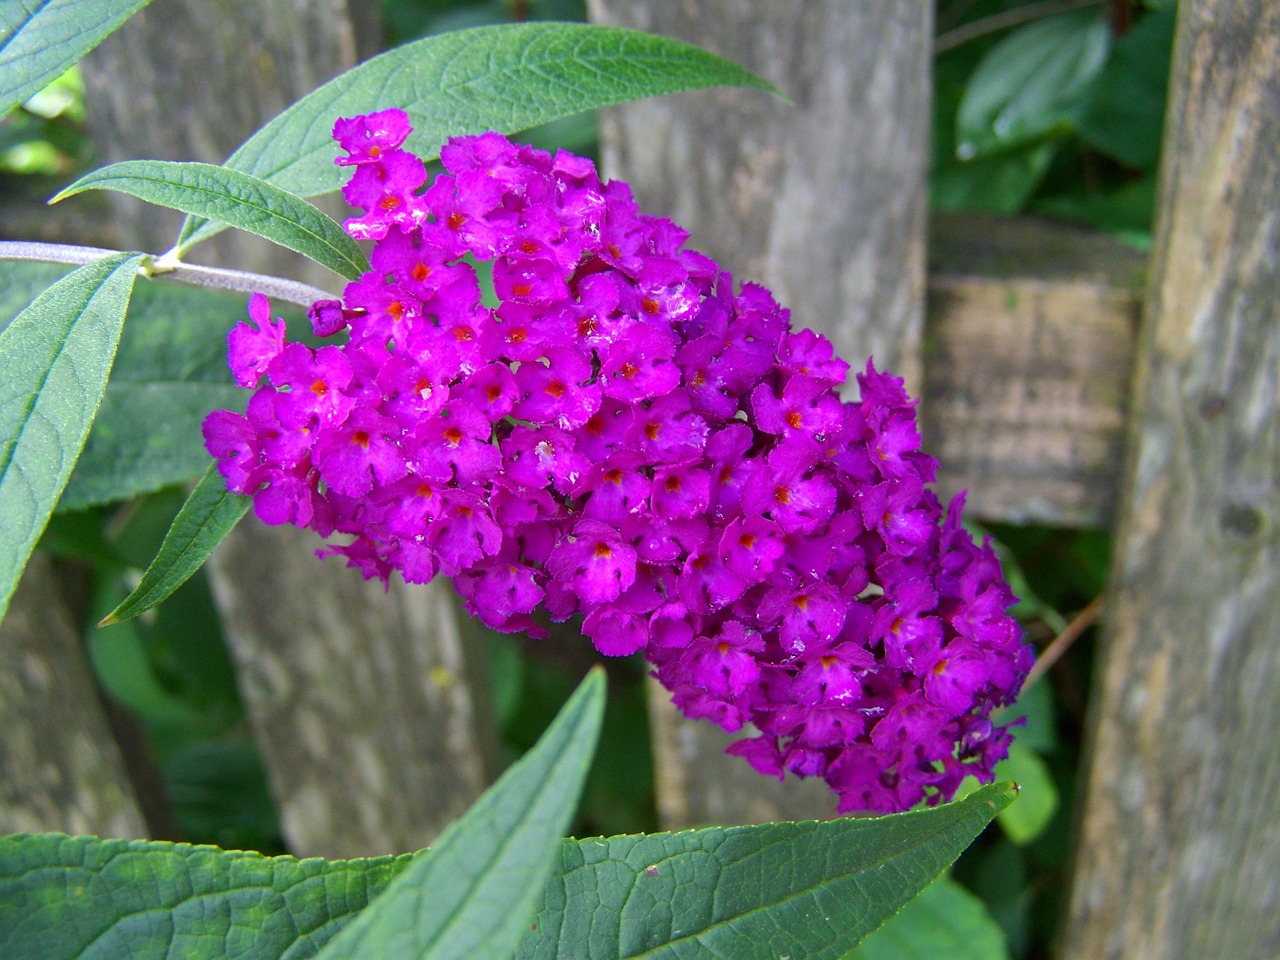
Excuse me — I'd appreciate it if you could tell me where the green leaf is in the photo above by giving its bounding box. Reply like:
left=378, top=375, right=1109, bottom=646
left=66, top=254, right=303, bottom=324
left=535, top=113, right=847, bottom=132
left=1076, top=9, right=1176, bottom=170
left=931, top=139, right=1058, bottom=214
left=61, top=381, right=245, bottom=508
left=179, top=22, right=776, bottom=248
left=0, top=0, right=152, bottom=118
left=956, top=9, right=1111, bottom=160
left=1034, top=174, right=1158, bottom=251
left=86, top=603, right=210, bottom=728
left=101, top=461, right=250, bottom=624
left=0, top=833, right=412, bottom=960
left=314, top=668, right=606, bottom=960
left=519, top=782, right=1017, bottom=959
left=994, top=677, right=1058, bottom=755
left=0, top=260, right=66, bottom=319
left=54, top=161, right=369, bottom=279
left=992, top=744, right=1058, bottom=846
left=0, top=781, right=1014, bottom=960
left=0, top=252, right=142, bottom=622
left=844, top=876, right=1011, bottom=960
left=962, top=837, right=1031, bottom=955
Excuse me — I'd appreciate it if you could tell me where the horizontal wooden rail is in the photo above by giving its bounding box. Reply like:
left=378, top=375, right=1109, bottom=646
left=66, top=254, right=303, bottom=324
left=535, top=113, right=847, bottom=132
left=923, top=212, right=1146, bottom=529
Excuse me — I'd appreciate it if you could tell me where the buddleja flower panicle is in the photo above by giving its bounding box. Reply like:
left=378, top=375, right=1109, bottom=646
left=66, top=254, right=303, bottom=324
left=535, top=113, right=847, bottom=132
left=203, top=107, right=1034, bottom=814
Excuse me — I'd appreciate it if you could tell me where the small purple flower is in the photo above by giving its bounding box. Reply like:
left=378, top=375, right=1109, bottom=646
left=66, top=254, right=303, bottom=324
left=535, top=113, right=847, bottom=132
left=546, top=519, right=638, bottom=606
left=227, top=293, right=285, bottom=388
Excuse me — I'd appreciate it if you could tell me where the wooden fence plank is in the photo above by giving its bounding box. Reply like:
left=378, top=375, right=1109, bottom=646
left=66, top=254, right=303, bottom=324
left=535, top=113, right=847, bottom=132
left=924, top=213, right=1145, bottom=528
left=0, top=556, right=148, bottom=839
left=1060, top=3, right=1280, bottom=957
left=590, top=0, right=931, bottom=827
left=80, top=1, right=500, bottom=857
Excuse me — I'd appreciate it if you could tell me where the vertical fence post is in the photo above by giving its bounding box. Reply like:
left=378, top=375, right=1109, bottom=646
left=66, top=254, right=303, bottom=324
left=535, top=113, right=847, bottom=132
left=1060, top=3, right=1280, bottom=957
left=589, top=0, right=932, bottom=826
left=0, top=556, right=148, bottom=839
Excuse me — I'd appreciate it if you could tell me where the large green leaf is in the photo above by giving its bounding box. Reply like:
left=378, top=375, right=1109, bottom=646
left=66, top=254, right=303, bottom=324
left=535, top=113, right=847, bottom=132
left=0, top=0, right=152, bottom=118
left=519, top=782, right=1015, bottom=960
left=955, top=9, right=1111, bottom=161
left=315, top=669, right=605, bottom=960
left=0, top=252, right=142, bottom=621
left=54, top=161, right=369, bottom=279
left=101, top=460, right=250, bottom=624
left=0, top=833, right=411, bottom=960
left=845, top=876, right=1010, bottom=960
left=178, top=22, right=775, bottom=248
left=0, top=782, right=1014, bottom=960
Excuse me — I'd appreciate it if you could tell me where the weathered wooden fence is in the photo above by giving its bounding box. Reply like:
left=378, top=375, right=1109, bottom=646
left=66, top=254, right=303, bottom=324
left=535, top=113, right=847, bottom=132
left=1, top=0, right=1276, bottom=955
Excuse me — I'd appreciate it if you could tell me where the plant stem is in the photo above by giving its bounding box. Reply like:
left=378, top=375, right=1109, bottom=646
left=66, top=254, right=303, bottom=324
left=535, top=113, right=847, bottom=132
left=1024, top=593, right=1105, bottom=689
left=0, top=239, right=337, bottom=309
left=934, top=0, right=1106, bottom=54
left=1109, top=0, right=1133, bottom=35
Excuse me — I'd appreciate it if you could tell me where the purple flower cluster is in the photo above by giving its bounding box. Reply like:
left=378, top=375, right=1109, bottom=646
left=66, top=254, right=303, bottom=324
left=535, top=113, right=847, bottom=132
left=203, top=109, right=1033, bottom=813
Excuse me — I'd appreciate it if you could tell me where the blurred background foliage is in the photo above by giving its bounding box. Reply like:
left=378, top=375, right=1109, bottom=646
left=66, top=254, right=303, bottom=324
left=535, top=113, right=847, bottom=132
left=3, top=1, right=1172, bottom=956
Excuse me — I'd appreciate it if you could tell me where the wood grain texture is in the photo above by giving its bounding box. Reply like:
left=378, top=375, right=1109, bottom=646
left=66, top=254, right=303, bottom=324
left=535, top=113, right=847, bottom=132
left=591, top=0, right=930, bottom=827
left=0, top=555, right=148, bottom=839
left=1060, top=3, right=1280, bottom=957
left=206, top=522, right=499, bottom=858
left=924, top=213, right=1145, bottom=527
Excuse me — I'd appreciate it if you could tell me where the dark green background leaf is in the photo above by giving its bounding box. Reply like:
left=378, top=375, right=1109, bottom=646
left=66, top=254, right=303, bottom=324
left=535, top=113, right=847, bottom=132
left=1033, top=174, right=1159, bottom=251
left=956, top=10, right=1111, bottom=160
left=0, top=783, right=1014, bottom=960
left=932, top=140, right=1058, bottom=214
left=179, top=22, right=776, bottom=247
left=992, top=744, right=1058, bottom=846
left=845, top=876, right=1010, bottom=960
left=0, top=252, right=142, bottom=621
left=55, top=160, right=369, bottom=279
left=0, top=0, right=152, bottom=117
left=62, top=381, right=245, bottom=509
left=1076, top=8, right=1177, bottom=170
